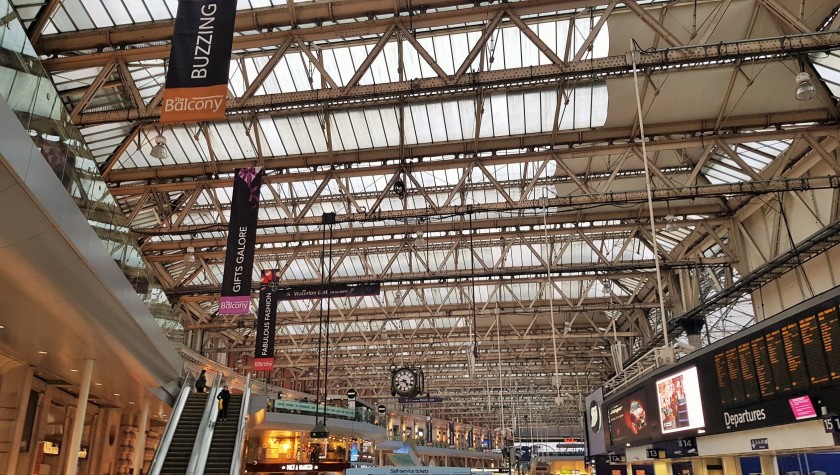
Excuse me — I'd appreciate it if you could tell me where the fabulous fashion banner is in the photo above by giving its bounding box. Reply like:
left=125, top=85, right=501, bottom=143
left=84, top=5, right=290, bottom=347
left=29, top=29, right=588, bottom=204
left=254, top=269, right=279, bottom=370
left=220, top=167, right=263, bottom=314
left=161, top=0, right=237, bottom=123
left=274, top=283, right=381, bottom=301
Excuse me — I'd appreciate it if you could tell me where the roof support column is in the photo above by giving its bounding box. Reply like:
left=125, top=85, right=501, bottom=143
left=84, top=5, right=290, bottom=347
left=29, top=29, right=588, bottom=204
left=64, top=358, right=93, bottom=475
left=3, top=365, right=34, bottom=474
left=131, top=397, right=150, bottom=475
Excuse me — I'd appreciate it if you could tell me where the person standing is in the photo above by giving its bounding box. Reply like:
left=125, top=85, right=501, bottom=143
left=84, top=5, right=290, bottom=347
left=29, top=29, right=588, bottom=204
left=217, top=385, right=231, bottom=421
left=195, top=369, right=207, bottom=393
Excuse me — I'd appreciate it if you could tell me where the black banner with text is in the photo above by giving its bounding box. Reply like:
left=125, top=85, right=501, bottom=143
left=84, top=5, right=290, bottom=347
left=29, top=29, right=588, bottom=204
left=162, top=0, right=238, bottom=123
left=254, top=269, right=279, bottom=370
left=275, top=283, right=381, bottom=301
left=220, top=167, right=263, bottom=314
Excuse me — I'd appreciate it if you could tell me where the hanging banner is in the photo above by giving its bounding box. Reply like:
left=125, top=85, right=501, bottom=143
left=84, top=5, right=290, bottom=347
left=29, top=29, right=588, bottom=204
left=254, top=269, right=279, bottom=370
left=275, top=283, right=381, bottom=301
left=220, top=167, right=263, bottom=314
left=161, top=0, right=238, bottom=123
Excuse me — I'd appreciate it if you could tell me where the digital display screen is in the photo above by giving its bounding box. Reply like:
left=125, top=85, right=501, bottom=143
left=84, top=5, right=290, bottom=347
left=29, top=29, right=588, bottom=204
left=656, top=367, right=706, bottom=433
left=713, top=301, right=840, bottom=408
left=608, top=390, right=653, bottom=445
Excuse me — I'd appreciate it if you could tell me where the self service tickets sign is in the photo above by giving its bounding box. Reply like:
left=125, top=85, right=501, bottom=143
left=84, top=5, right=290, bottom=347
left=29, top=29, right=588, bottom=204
left=161, top=0, right=237, bottom=123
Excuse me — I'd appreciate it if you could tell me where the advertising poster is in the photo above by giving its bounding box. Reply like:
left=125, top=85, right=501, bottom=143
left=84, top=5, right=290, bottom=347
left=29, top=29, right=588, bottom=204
left=608, top=390, right=653, bottom=445
left=161, top=0, right=238, bottom=123
left=584, top=387, right=607, bottom=455
left=656, top=366, right=706, bottom=433
left=788, top=395, right=817, bottom=420
left=219, top=167, right=263, bottom=314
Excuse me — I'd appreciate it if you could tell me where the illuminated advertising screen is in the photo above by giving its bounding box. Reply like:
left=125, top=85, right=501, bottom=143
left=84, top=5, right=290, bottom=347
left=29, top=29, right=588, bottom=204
left=608, top=390, right=653, bottom=445
left=656, top=366, right=705, bottom=434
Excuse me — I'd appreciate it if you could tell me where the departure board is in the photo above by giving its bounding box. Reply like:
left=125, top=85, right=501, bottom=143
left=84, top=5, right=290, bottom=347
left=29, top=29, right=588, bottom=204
left=799, top=315, right=830, bottom=384
left=765, top=329, right=792, bottom=393
left=750, top=336, right=775, bottom=398
left=712, top=300, right=840, bottom=408
left=715, top=353, right=732, bottom=404
left=818, top=307, right=840, bottom=380
left=738, top=343, right=760, bottom=402
left=725, top=347, right=745, bottom=403
left=782, top=322, right=809, bottom=388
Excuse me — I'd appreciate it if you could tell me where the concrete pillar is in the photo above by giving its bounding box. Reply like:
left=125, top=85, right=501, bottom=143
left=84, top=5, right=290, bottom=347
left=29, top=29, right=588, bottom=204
left=65, top=358, right=94, bottom=475
left=26, top=386, right=57, bottom=475
left=131, top=398, right=150, bottom=475
left=721, top=456, right=741, bottom=475
left=4, top=365, right=33, bottom=474
left=653, top=460, right=671, bottom=475
left=691, top=458, right=709, bottom=475
left=759, top=455, right=778, bottom=475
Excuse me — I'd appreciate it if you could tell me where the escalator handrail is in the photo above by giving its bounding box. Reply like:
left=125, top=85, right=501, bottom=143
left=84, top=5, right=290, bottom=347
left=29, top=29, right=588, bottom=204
left=229, top=373, right=252, bottom=475
left=187, top=373, right=222, bottom=475
left=148, top=374, right=194, bottom=475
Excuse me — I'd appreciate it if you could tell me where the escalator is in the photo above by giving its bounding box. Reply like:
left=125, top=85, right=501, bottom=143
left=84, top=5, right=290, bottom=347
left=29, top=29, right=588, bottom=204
left=203, top=395, right=244, bottom=474
left=158, top=392, right=208, bottom=474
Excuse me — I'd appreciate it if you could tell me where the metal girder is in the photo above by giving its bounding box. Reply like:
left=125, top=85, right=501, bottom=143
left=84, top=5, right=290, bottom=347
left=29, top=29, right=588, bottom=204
left=137, top=176, right=840, bottom=231
left=142, top=216, right=728, bottom=255
left=67, top=32, right=840, bottom=125
left=223, top=333, right=631, bottom=353
left=103, top=116, right=836, bottom=183
left=184, top=302, right=663, bottom=331
left=165, top=257, right=729, bottom=295
left=38, top=0, right=562, bottom=56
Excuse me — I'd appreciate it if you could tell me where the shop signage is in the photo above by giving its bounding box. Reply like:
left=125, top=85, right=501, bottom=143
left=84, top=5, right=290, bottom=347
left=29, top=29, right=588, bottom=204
left=347, top=388, right=357, bottom=399
left=377, top=404, right=387, bottom=414
left=254, top=269, right=279, bottom=369
left=750, top=438, right=769, bottom=450
left=275, top=283, right=381, bottom=301
left=822, top=415, right=840, bottom=433
left=398, top=396, right=444, bottom=403
left=282, top=465, right=318, bottom=471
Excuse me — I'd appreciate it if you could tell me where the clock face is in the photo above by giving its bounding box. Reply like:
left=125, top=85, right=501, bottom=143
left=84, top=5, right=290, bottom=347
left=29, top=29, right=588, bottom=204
left=392, top=368, right=418, bottom=396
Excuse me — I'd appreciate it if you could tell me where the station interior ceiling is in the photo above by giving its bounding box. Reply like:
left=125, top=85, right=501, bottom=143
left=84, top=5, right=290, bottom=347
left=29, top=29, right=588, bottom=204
left=6, top=0, right=840, bottom=435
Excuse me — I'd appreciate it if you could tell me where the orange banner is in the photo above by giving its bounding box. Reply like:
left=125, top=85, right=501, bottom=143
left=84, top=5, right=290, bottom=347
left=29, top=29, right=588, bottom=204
left=161, top=84, right=228, bottom=123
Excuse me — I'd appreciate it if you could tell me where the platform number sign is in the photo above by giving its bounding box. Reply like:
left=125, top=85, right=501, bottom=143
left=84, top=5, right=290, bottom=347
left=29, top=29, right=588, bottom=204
left=823, top=415, right=840, bottom=433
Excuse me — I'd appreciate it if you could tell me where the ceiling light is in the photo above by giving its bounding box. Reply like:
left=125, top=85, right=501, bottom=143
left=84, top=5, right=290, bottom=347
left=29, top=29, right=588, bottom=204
left=149, top=135, right=168, bottom=160
left=37, top=351, right=47, bottom=355
left=113, top=393, right=120, bottom=397
left=795, top=72, right=817, bottom=101
left=0, top=325, right=5, bottom=329
left=392, top=178, right=406, bottom=198
left=128, top=401, right=135, bottom=405
left=70, top=369, right=79, bottom=372
left=95, top=382, right=102, bottom=386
